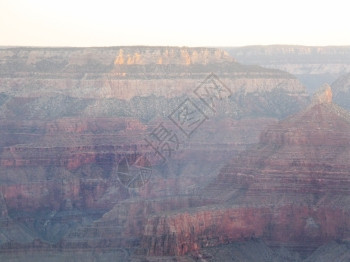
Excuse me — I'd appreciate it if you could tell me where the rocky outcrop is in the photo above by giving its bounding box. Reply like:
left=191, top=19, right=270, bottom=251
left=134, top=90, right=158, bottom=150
left=311, top=83, right=332, bottom=104
left=142, top=205, right=350, bottom=256
left=140, top=86, right=350, bottom=256
left=61, top=197, right=216, bottom=250
left=332, top=72, right=350, bottom=110
left=0, top=46, right=234, bottom=67
left=112, top=47, right=235, bottom=65
left=190, top=240, right=303, bottom=261
left=0, top=46, right=308, bottom=120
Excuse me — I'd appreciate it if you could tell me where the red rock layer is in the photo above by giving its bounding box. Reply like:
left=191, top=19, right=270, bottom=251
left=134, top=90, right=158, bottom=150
left=140, top=101, right=350, bottom=256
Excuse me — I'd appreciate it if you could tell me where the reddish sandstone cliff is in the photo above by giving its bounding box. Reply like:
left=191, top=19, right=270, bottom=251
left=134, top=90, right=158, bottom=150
left=140, top=87, right=350, bottom=256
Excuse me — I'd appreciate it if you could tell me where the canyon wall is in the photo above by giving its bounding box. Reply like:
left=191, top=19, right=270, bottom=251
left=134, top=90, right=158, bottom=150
left=0, top=46, right=316, bottom=259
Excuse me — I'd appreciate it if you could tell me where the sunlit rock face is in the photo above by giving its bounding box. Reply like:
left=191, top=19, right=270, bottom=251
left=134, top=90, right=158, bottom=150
left=312, top=83, right=332, bottom=105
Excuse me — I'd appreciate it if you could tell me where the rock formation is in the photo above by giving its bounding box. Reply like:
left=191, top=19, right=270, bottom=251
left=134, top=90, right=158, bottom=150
left=0, top=46, right=314, bottom=260
left=0, top=46, right=307, bottom=117
left=311, top=83, right=332, bottom=104
left=332, top=72, right=350, bottom=110
left=0, top=45, right=349, bottom=261
left=140, top=86, right=350, bottom=257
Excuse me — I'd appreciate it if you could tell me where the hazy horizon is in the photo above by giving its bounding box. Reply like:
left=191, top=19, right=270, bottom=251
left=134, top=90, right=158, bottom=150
left=1, top=0, right=349, bottom=47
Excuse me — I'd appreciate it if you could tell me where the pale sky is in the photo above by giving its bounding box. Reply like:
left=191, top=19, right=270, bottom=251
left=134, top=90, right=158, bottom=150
left=0, top=0, right=349, bottom=47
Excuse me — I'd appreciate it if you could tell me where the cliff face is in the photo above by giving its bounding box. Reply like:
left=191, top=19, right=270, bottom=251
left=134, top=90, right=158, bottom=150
left=0, top=46, right=234, bottom=67
left=0, top=46, right=307, bottom=119
left=0, top=46, right=315, bottom=259
left=142, top=206, right=350, bottom=256
left=140, top=87, right=350, bottom=256
left=332, top=72, right=350, bottom=110
left=0, top=46, right=308, bottom=252
left=0, top=43, right=346, bottom=261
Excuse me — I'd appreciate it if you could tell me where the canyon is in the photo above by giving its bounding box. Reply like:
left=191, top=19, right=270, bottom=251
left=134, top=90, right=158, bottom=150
left=0, top=46, right=349, bottom=261
left=139, top=87, right=350, bottom=258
